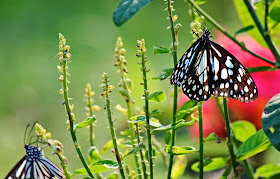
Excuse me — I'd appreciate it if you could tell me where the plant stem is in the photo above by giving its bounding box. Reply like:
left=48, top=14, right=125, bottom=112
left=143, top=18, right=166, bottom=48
left=243, top=0, right=280, bottom=63
left=103, top=74, right=126, bottom=179
left=136, top=124, right=148, bottom=179
left=198, top=101, right=203, bottom=179
left=223, top=98, right=238, bottom=177
left=187, top=0, right=275, bottom=66
left=56, top=152, right=71, bottom=179
left=215, top=97, right=254, bottom=179
left=86, top=89, right=94, bottom=147
left=61, top=61, right=95, bottom=179
left=264, top=0, right=269, bottom=32
left=141, top=50, right=153, bottom=179
left=166, top=0, right=178, bottom=178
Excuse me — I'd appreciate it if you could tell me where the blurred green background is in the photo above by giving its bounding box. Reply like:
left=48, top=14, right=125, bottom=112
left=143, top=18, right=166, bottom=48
left=1, top=0, right=279, bottom=178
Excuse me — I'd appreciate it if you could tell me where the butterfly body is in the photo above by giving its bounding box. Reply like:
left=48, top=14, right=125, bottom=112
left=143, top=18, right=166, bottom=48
left=5, top=144, right=65, bottom=179
left=171, top=28, right=258, bottom=102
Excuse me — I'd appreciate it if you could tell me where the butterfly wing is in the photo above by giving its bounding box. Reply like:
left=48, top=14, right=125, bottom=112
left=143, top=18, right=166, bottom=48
left=37, top=156, right=65, bottom=178
left=170, top=39, right=202, bottom=86
left=209, top=41, right=258, bottom=102
left=5, top=156, right=27, bottom=179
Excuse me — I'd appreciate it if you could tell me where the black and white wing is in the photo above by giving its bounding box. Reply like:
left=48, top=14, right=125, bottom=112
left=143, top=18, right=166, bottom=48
left=5, top=157, right=27, bottom=179
left=209, top=41, right=258, bottom=102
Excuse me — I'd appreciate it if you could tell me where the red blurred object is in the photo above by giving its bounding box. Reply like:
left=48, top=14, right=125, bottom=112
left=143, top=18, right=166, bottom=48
left=179, top=34, right=279, bottom=139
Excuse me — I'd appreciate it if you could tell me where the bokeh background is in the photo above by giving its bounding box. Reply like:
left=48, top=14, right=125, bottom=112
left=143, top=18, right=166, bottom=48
left=1, top=0, right=280, bottom=178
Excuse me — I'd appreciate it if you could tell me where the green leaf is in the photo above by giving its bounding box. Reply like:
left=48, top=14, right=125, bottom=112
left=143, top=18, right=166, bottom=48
left=195, top=0, right=208, bottom=5
left=255, top=164, right=280, bottom=178
left=123, top=143, right=143, bottom=158
left=87, top=146, right=102, bottom=164
left=269, top=0, right=280, bottom=22
left=128, top=115, right=146, bottom=123
left=171, top=155, right=188, bottom=179
left=92, top=160, right=119, bottom=169
left=149, top=117, right=162, bottom=127
left=234, top=25, right=255, bottom=37
left=177, top=100, right=198, bottom=120
left=73, top=165, right=108, bottom=175
left=100, top=138, right=125, bottom=155
left=164, top=144, right=197, bottom=155
left=233, top=0, right=267, bottom=46
left=153, top=46, right=171, bottom=54
left=152, top=68, right=174, bottom=80
left=152, top=119, right=184, bottom=132
left=262, top=93, right=280, bottom=151
left=165, top=130, right=172, bottom=144
left=191, top=157, right=228, bottom=172
left=231, top=121, right=257, bottom=143
left=113, top=0, right=153, bottom=26
left=237, top=129, right=271, bottom=160
left=247, top=66, right=277, bottom=73
left=107, top=172, right=119, bottom=179
left=74, top=116, right=96, bottom=130
left=120, top=129, right=133, bottom=136
left=149, top=91, right=166, bottom=102
left=204, top=133, right=221, bottom=143
left=150, top=109, right=160, bottom=116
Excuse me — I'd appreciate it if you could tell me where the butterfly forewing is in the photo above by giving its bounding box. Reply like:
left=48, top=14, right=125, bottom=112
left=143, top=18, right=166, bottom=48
left=170, top=29, right=258, bottom=103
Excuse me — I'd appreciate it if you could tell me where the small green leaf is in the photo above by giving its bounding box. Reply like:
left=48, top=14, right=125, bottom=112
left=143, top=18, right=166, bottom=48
left=165, top=130, right=172, bottom=144
left=120, top=129, right=133, bottom=136
left=262, top=93, right=280, bottom=151
left=237, top=129, right=271, bottom=160
left=269, top=0, right=280, bottom=22
left=204, top=133, right=221, bottom=144
left=164, top=144, right=197, bottom=155
left=87, top=146, right=102, bottom=164
left=152, top=68, right=174, bottom=80
left=153, top=46, right=171, bottom=54
left=123, top=143, right=143, bottom=158
left=113, top=0, right=153, bottom=26
left=149, top=118, right=162, bottom=127
left=195, top=0, right=208, bottom=5
left=92, top=160, right=119, bottom=169
left=234, top=25, right=255, bottom=37
left=73, top=165, right=108, bottom=175
left=150, top=109, right=160, bottom=116
left=231, top=121, right=257, bottom=143
left=247, top=66, right=277, bottom=73
left=171, top=155, right=187, bottom=179
left=128, top=115, right=146, bottom=123
left=74, top=116, right=96, bottom=130
left=149, top=91, right=166, bottom=102
left=152, top=119, right=184, bottom=132
left=177, top=100, right=198, bottom=120
left=255, top=164, right=280, bottom=178
left=100, top=138, right=125, bottom=155
left=107, top=172, right=118, bottom=179
left=191, top=157, right=227, bottom=172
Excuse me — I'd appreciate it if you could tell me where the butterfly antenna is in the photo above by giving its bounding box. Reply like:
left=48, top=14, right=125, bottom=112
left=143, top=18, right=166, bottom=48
left=194, top=10, right=207, bottom=29
left=24, top=124, right=31, bottom=146
left=26, top=121, right=38, bottom=144
left=209, top=20, right=222, bottom=31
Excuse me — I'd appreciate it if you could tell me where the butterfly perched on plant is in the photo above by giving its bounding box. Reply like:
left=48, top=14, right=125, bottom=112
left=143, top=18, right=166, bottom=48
left=170, top=25, right=258, bottom=102
left=5, top=124, right=65, bottom=179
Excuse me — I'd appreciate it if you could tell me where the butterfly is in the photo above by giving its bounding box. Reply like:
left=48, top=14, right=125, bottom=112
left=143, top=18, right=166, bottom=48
left=5, top=123, right=65, bottom=179
left=170, top=27, right=258, bottom=102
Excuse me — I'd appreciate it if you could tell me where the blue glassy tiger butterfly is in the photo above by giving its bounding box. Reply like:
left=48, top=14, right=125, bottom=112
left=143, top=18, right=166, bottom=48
left=5, top=123, right=65, bottom=179
left=170, top=26, right=258, bottom=102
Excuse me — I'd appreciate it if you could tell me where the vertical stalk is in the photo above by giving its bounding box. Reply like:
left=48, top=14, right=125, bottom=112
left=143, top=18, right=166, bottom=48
left=103, top=74, right=126, bottom=179
left=166, top=0, right=178, bottom=177
left=223, top=98, right=238, bottom=177
left=198, top=101, right=203, bottom=179
left=56, top=152, right=71, bottom=179
left=58, top=34, right=94, bottom=178
left=264, top=0, right=269, bottom=32
left=136, top=124, right=148, bottom=179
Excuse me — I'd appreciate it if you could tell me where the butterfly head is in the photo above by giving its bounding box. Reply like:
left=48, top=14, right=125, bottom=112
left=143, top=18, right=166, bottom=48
left=202, top=28, right=211, bottom=39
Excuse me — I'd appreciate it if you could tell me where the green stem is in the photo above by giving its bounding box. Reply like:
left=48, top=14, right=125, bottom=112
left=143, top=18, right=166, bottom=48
left=61, top=61, right=95, bottom=179
left=187, top=0, right=275, bottom=66
left=243, top=0, right=280, bottom=63
left=87, top=90, right=94, bottom=147
left=136, top=124, right=148, bottom=179
left=166, top=0, right=178, bottom=178
left=56, top=152, right=71, bottom=179
left=215, top=97, right=254, bottom=179
left=264, top=0, right=269, bottom=32
left=104, top=75, right=126, bottom=179
left=198, top=101, right=203, bottom=179
left=223, top=98, right=238, bottom=177
left=141, top=51, right=153, bottom=179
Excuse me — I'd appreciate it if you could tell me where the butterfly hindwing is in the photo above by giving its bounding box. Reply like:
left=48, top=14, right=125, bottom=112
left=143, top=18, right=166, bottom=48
left=209, top=41, right=258, bottom=102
